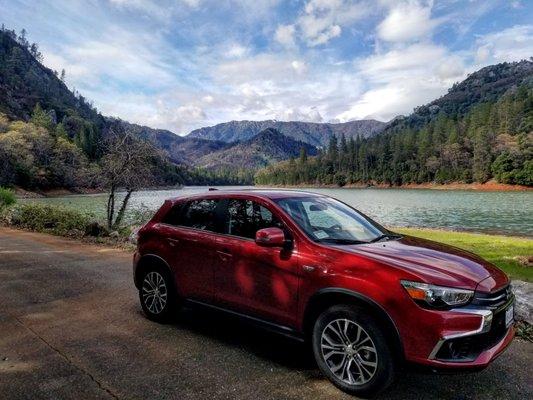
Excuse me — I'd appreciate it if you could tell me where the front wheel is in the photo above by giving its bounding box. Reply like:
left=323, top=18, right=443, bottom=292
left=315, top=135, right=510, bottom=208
left=139, top=266, right=178, bottom=323
left=312, top=304, right=396, bottom=398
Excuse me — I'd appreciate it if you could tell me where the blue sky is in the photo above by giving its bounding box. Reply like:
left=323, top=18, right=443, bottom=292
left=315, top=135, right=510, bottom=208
left=1, top=0, right=532, bottom=134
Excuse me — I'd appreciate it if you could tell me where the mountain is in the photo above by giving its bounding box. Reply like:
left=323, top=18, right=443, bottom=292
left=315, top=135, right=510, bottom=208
left=256, top=60, right=533, bottom=187
left=194, top=128, right=318, bottom=170
left=106, top=120, right=318, bottom=170
left=187, top=119, right=386, bottom=147
left=386, top=60, right=533, bottom=133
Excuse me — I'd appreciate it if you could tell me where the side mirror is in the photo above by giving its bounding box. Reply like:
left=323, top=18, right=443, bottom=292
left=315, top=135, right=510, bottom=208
left=255, top=227, right=286, bottom=247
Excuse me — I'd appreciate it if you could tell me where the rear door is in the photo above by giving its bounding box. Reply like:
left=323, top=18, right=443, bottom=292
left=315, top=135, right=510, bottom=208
left=160, top=198, right=222, bottom=302
left=214, top=198, right=300, bottom=327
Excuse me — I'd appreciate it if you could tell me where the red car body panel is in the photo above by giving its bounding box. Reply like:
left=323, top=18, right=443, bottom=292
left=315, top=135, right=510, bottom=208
left=134, top=190, right=514, bottom=370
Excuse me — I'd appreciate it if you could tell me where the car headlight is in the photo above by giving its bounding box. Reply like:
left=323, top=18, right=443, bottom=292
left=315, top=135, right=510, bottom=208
left=401, top=280, right=473, bottom=309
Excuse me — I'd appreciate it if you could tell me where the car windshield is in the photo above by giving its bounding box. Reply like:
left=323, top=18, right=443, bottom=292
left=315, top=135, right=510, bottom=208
left=275, top=196, right=391, bottom=244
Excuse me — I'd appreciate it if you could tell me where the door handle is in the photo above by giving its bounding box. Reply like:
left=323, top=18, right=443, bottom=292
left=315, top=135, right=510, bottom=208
left=167, top=238, right=180, bottom=247
left=302, top=265, right=316, bottom=272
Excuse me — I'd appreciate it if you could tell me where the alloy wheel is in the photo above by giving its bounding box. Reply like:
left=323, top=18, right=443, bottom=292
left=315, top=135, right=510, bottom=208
left=141, top=271, right=168, bottom=314
left=320, top=318, right=378, bottom=386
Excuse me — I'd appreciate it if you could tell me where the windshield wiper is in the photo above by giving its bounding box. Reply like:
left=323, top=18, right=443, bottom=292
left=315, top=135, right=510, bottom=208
left=317, top=238, right=367, bottom=245
left=369, top=233, right=402, bottom=243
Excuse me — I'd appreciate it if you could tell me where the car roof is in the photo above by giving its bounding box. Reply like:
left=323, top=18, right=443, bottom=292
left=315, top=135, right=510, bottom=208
left=168, top=188, right=325, bottom=202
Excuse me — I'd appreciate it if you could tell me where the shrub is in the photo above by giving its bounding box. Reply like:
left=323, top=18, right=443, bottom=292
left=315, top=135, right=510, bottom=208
left=84, top=221, right=109, bottom=237
left=10, top=203, right=91, bottom=237
left=0, top=187, right=16, bottom=210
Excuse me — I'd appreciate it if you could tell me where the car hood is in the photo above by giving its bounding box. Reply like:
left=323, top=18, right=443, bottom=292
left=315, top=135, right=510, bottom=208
left=333, top=235, right=508, bottom=291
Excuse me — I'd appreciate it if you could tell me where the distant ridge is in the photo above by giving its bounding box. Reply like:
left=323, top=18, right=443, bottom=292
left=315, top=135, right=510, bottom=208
left=187, top=119, right=387, bottom=147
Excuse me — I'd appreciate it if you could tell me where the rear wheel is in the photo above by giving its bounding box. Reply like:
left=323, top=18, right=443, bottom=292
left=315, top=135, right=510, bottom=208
left=139, top=266, right=178, bottom=323
left=312, top=304, right=396, bottom=398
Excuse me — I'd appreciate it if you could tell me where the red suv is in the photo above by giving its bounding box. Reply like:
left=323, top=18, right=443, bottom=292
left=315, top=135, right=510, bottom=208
left=133, top=190, right=515, bottom=397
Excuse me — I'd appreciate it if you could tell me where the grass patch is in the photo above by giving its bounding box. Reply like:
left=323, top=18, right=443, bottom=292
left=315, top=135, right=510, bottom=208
left=395, top=228, right=532, bottom=282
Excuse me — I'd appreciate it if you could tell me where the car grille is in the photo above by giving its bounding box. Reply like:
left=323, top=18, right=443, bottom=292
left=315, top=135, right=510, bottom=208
left=470, top=284, right=513, bottom=309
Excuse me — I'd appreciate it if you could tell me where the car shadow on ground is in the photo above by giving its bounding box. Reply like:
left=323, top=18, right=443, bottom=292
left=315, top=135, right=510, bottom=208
left=145, top=304, right=528, bottom=400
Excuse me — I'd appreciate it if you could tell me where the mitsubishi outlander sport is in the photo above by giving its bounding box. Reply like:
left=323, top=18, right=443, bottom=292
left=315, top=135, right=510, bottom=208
left=133, top=190, right=515, bottom=397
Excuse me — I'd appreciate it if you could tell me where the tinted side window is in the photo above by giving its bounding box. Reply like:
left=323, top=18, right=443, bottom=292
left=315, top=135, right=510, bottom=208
left=162, top=204, right=183, bottom=226
left=226, top=199, right=281, bottom=239
left=181, top=199, right=219, bottom=231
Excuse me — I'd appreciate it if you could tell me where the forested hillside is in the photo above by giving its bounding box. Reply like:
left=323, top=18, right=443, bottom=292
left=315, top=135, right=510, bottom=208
left=0, top=108, right=243, bottom=190
left=256, top=61, right=533, bottom=187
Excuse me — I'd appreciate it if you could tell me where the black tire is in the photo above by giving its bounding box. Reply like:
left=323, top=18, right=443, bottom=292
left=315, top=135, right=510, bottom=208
left=138, top=264, right=179, bottom=323
left=312, top=304, right=396, bottom=398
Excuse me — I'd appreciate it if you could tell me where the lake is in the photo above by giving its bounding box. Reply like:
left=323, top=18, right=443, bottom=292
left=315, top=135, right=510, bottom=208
left=21, top=186, right=533, bottom=237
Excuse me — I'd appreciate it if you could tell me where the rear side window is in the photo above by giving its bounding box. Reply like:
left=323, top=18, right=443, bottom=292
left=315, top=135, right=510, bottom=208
left=225, top=199, right=281, bottom=239
left=162, top=204, right=183, bottom=226
left=180, top=199, right=220, bottom=231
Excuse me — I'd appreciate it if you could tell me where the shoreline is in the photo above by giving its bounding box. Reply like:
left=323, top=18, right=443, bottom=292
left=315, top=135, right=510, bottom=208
left=261, top=180, right=532, bottom=192
left=13, top=185, right=185, bottom=199
left=14, top=180, right=533, bottom=198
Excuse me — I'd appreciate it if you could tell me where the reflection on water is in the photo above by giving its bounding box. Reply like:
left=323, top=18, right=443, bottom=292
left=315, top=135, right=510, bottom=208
left=21, top=186, right=533, bottom=237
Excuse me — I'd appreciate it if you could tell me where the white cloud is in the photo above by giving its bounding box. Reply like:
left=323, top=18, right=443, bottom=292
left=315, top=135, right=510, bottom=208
left=377, top=0, right=440, bottom=43
left=291, top=60, right=307, bottom=74
left=435, top=56, right=465, bottom=80
left=202, top=95, right=214, bottom=103
left=277, top=107, right=323, bottom=122
left=357, top=43, right=447, bottom=82
left=43, top=27, right=176, bottom=90
left=176, top=104, right=206, bottom=120
left=182, top=0, right=202, bottom=7
left=338, top=43, right=466, bottom=121
left=215, top=54, right=310, bottom=85
left=226, top=44, right=249, bottom=59
left=293, top=0, right=372, bottom=47
left=274, top=24, right=296, bottom=47
left=108, top=0, right=172, bottom=21
left=474, top=25, right=533, bottom=64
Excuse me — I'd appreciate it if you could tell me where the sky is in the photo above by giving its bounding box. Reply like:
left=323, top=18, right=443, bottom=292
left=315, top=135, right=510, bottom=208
left=1, top=0, right=532, bottom=135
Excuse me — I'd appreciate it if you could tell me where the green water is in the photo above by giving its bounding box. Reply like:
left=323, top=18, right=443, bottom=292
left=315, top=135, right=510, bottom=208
left=21, top=186, right=533, bottom=237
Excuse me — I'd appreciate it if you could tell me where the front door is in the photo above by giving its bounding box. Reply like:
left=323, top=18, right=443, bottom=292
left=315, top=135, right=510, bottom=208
left=214, top=199, right=300, bottom=327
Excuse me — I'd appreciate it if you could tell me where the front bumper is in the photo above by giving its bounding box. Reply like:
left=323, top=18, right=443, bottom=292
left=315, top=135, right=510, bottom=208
left=400, top=291, right=515, bottom=369
left=422, top=324, right=515, bottom=370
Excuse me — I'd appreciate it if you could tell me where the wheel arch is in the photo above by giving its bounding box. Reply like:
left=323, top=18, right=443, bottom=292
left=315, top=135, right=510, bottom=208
left=303, top=288, right=404, bottom=361
left=134, top=254, right=173, bottom=289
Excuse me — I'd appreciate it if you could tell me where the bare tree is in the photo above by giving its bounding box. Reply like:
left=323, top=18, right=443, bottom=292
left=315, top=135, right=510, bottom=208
left=100, top=127, right=159, bottom=230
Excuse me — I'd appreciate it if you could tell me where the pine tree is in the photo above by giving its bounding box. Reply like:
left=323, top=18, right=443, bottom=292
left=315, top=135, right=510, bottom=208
left=299, top=146, right=307, bottom=164
left=472, top=126, right=492, bottom=182
left=18, top=28, right=28, bottom=48
left=30, top=103, right=54, bottom=132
